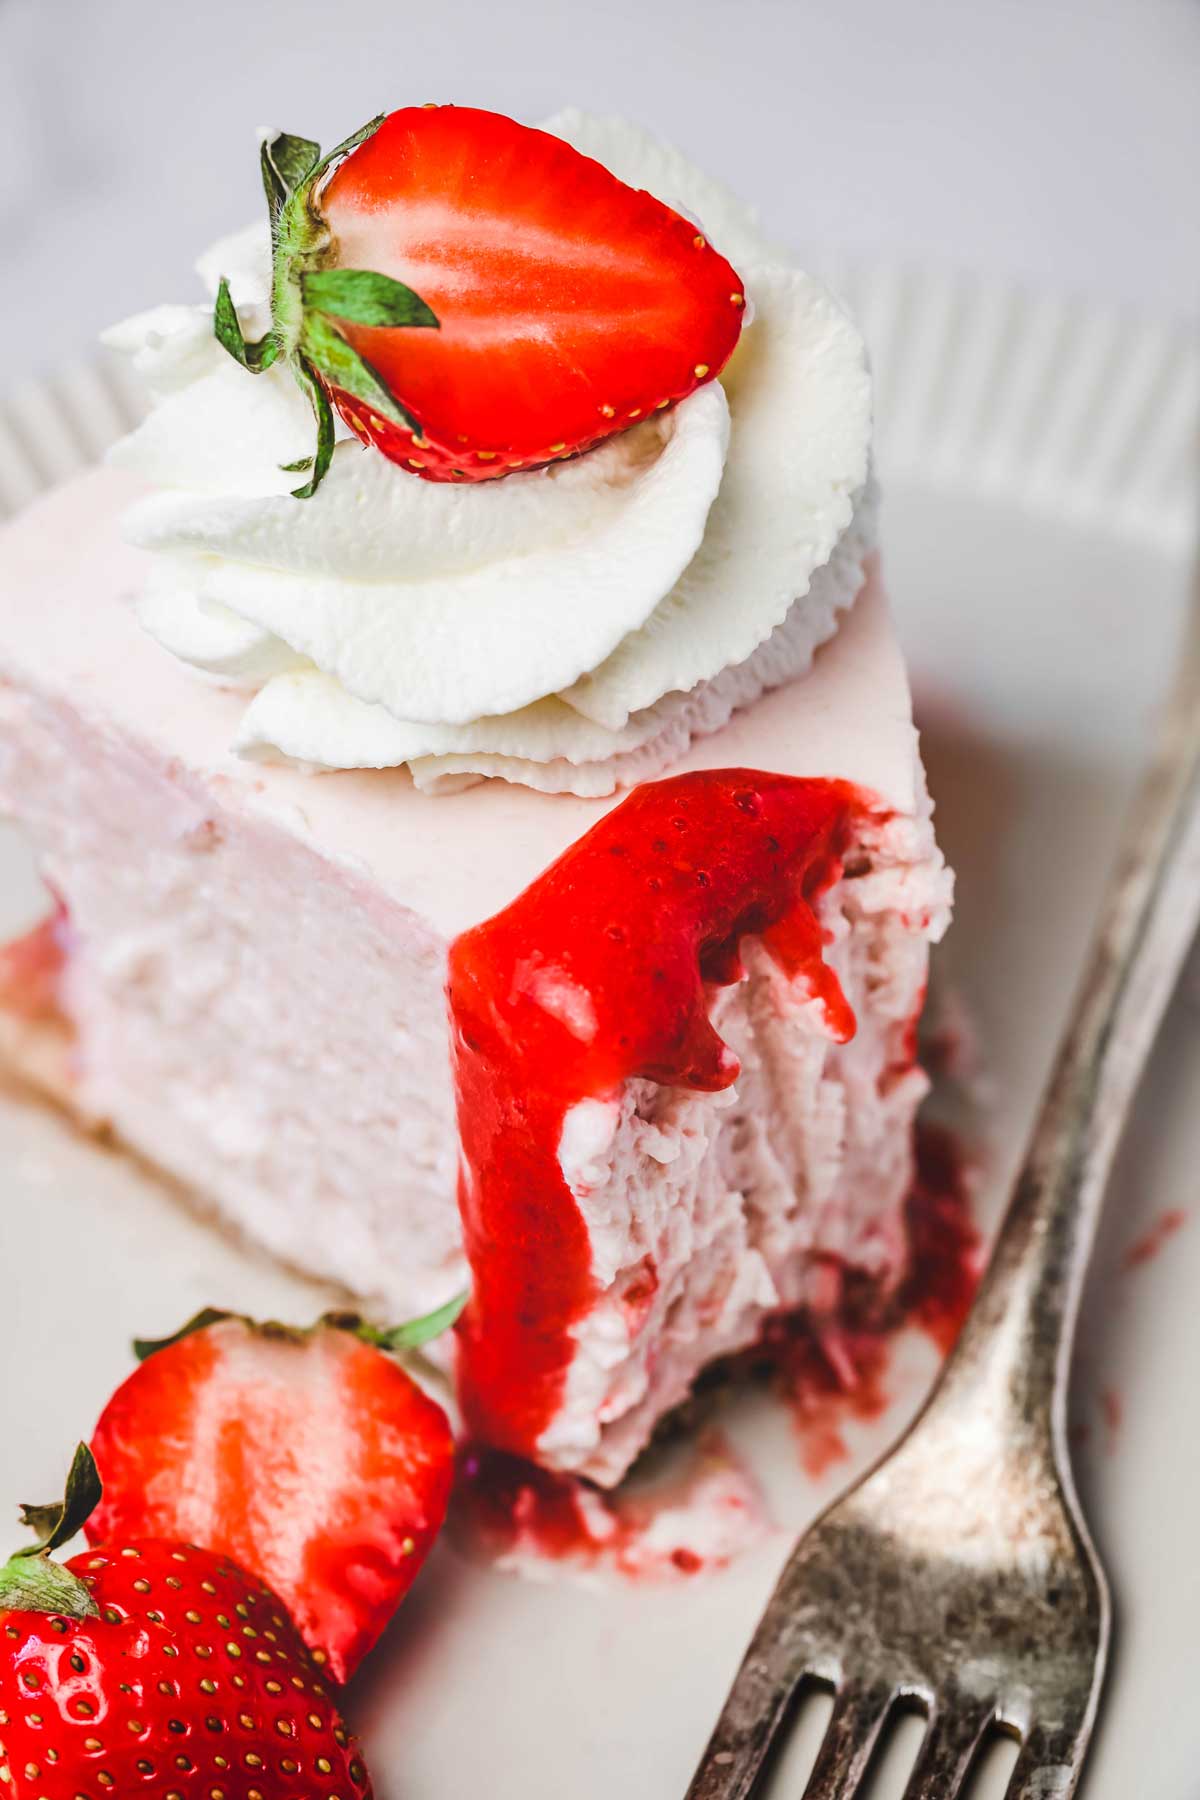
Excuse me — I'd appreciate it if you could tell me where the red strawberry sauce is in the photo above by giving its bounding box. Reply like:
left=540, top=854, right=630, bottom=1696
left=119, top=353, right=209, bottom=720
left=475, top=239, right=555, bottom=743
left=0, top=895, right=69, bottom=1019
left=1120, top=1207, right=1187, bottom=1271
left=447, top=769, right=870, bottom=1459
left=763, top=1121, right=982, bottom=1477
left=452, top=1432, right=767, bottom=1579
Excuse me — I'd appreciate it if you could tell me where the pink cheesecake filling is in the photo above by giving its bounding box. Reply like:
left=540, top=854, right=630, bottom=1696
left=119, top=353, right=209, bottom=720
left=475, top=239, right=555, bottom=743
left=0, top=469, right=950, bottom=1479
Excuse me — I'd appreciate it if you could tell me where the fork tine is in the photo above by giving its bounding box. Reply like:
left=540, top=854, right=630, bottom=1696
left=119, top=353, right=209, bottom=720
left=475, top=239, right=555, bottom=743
left=683, top=1620, right=815, bottom=1798
left=800, top=1678, right=894, bottom=1800
left=898, top=1703, right=991, bottom=1800
left=1004, top=1720, right=1088, bottom=1799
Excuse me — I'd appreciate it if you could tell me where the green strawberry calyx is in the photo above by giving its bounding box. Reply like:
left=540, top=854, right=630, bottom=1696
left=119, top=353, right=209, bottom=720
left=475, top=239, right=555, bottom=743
left=213, top=116, right=440, bottom=500
left=324, top=1289, right=469, bottom=1354
left=0, top=1442, right=102, bottom=1618
left=132, top=1293, right=469, bottom=1364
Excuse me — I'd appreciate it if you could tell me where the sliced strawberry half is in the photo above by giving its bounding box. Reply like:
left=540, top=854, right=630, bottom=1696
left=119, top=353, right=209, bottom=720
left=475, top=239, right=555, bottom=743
left=319, top=106, right=747, bottom=479
left=213, top=107, right=746, bottom=492
left=86, top=1307, right=458, bottom=1683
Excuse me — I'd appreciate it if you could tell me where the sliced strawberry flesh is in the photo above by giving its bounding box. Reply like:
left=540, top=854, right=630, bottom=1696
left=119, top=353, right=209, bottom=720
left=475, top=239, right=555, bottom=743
left=320, top=106, right=745, bottom=473
left=87, top=1320, right=454, bottom=1683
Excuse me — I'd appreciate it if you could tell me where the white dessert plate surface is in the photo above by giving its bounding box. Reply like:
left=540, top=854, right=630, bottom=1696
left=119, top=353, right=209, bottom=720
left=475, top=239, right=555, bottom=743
left=1, top=267, right=1197, bottom=1798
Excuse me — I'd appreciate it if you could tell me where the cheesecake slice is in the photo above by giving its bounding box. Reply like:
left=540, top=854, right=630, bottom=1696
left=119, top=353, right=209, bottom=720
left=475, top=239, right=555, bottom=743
left=0, top=464, right=947, bottom=1483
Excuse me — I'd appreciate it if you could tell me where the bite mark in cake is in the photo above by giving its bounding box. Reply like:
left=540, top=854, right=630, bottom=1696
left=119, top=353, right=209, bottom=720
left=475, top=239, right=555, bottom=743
left=449, top=766, right=942, bottom=1484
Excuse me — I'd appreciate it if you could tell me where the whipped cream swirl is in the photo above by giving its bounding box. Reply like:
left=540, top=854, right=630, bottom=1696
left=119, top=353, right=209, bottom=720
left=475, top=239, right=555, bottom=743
left=107, top=111, right=873, bottom=796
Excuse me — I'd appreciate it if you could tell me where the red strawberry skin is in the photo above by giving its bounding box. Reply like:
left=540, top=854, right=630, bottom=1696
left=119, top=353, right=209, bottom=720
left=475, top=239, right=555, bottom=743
left=0, top=1538, right=372, bottom=1798
left=318, top=105, right=746, bottom=480
left=87, top=1321, right=454, bottom=1684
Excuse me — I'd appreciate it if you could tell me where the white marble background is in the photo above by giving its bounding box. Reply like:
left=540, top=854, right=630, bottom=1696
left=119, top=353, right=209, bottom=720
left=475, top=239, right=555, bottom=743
left=0, top=0, right=1195, bottom=373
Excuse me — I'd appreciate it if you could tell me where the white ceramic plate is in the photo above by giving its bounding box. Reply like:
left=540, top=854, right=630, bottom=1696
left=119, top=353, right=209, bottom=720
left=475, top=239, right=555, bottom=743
left=1, top=269, right=1197, bottom=1799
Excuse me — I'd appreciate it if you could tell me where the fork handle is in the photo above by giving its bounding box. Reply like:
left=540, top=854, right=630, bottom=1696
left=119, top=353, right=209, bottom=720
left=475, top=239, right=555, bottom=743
left=932, top=596, right=1200, bottom=1440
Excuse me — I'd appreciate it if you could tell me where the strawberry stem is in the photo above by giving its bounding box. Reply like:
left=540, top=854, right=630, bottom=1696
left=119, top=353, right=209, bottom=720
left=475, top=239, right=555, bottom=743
left=260, top=131, right=320, bottom=226
left=0, top=1443, right=101, bottom=1619
left=331, top=1291, right=470, bottom=1353
left=17, top=1442, right=102, bottom=1554
left=130, top=1295, right=469, bottom=1380
left=133, top=1306, right=235, bottom=1363
left=301, top=268, right=438, bottom=330
left=212, top=112, right=439, bottom=499
left=0, top=1553, right=100, bottom=1619
left=299, top=313, right=423, bottom=435
left=213, top=279, right=278, bottom=372
left=289, top=357, right=337, bottom=497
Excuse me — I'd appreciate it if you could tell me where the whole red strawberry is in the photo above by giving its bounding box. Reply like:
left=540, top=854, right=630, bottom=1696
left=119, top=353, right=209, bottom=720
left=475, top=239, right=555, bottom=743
left=0, top=1445, right=373, bottom=1799
left=215, top=106, right=746, bottom=493
left=87, top=1309, right=456, bottom=1684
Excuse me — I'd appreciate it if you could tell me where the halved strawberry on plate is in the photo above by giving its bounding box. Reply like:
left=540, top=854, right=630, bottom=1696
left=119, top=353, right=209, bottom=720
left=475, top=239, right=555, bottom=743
left=214, top=105, right=747, bottom=492
left=87, top=1306, right=458, bottom=1683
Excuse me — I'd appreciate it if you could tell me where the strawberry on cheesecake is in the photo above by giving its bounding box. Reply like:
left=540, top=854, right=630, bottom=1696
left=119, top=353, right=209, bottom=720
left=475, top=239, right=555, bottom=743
left=0, top=107, right=950, bottom=1487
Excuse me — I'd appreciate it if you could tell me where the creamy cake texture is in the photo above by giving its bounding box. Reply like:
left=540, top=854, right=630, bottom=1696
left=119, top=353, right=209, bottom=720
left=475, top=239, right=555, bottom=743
left=0, top=108, right=951, bottom=1487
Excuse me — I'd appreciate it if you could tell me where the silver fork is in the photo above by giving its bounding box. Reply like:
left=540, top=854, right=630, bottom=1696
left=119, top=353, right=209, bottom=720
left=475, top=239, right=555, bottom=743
left=687, top=584, right=1200, bottom=1800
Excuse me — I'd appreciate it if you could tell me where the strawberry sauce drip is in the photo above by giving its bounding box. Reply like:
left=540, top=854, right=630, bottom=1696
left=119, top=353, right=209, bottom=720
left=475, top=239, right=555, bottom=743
left=1120, top=1207, right=1187, bottom=1272
left=447, top=770, right=866, bottom=1459
left=764, top=1315, right=894, bottom=1481
left=0, top=896, right=69, bottom=1020
left=903, top=1120, right=984, bottom=1355
left=764, top=1121, right=982, bottom=1475
left=451, top=1434, right=766, bottom=1578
